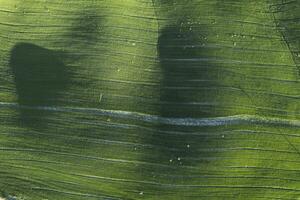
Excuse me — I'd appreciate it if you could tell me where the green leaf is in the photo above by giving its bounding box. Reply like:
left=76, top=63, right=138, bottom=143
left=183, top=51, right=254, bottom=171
left=0, top=0, right=299, bottom=199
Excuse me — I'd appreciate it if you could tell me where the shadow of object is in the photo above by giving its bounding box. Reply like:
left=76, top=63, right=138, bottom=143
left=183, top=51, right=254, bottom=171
left=158, top=26, right=219, bottom=118
left=139, top=24, right=222, bottom=172
left=134, top=25, right=225, bottom=194
left=10, top=43, right=71, bottom=128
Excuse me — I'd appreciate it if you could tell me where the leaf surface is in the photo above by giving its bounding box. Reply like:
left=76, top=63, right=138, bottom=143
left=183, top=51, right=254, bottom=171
left=0, top=0, right=299, bottom=199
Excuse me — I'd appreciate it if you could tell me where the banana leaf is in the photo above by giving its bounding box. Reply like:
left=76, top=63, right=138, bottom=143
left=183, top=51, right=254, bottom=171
left=0, top=0, right=299, bottom=199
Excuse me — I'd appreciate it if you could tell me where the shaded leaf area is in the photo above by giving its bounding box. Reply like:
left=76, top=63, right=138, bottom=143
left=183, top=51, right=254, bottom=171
left=158, top=25, right=220, bottom=118
left=0, top=0, right=299, bottom=200
left=10, top=43, right=71, bottom=128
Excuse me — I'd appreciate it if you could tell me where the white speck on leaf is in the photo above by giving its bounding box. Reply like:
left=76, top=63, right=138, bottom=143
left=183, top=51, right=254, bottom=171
left=99, top=93, right=103, bottom=103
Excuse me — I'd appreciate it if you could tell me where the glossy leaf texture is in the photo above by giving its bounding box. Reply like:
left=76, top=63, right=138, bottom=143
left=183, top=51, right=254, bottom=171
left=0, top=0, right=299, bottom=199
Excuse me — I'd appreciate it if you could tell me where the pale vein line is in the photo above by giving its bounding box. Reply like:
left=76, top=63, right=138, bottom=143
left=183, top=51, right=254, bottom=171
left=0, top=102, right=299, bottom=127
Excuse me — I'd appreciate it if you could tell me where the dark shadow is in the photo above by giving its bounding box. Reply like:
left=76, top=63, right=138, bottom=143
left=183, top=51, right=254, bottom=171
left=8, top=8, right=105, bottom=143
left=156, top=25, right=220, bottom=165
left=10, top=43, right=71, bottom=128
left=133, top=23, right=229, bottom=198
left=8, top=41, right=121, bottom=168
left=137, top=23, right=223, bottom=182
left=158, top=25, right=220, bottom=118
